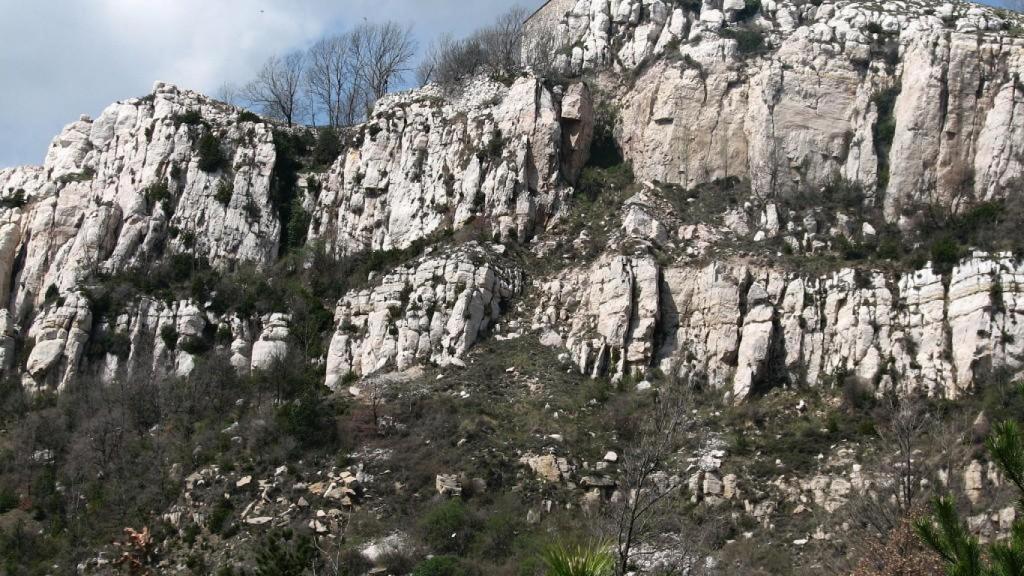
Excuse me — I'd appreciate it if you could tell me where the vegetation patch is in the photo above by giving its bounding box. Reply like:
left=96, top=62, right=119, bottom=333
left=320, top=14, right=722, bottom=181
left=173, top=110, right=204, bottom=126
left=720, top=27, right=767, bottom=55
left=143, top=180, right=173, bottom=215
left=198, top=131, right=228, bottom=173
left=0, top=189, right=27, bottom=209
left=214, top=179, right=234, bottom=206
left=872, top=86, right=900, bottom=191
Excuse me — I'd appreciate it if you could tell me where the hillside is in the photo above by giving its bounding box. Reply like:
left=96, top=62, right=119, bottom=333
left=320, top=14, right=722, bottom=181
left=3, top=0, right=1024, bottom=574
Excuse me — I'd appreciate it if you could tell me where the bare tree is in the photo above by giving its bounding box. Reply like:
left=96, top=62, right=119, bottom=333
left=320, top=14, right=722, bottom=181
left=606, top=386, right=690, bottom=576
left=836, top=394, right=949, bottom=575
left=216, top=81, right=241, bottom=106
left=879, top=394, right=931, bottom=511
left=306, top=34, right=365, bottom=128
left=244, top=51, right=306, bottom=126
left=418, top=33, right=487, bottom=87
left=350, top=22, right=417, bottom=103
left=419, top=5, right=530, bottom=88
left=478, top=5, right=529, bottom=78
left=416, top=33, right=453, bottom=86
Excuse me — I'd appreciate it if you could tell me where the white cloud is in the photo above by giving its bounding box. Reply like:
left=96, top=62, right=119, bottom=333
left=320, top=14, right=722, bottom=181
left=0, top=0, right=540, bottom=167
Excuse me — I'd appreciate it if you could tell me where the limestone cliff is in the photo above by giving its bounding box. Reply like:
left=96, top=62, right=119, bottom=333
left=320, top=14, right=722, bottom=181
left=0, top=76, right=589, bottom=391
left=308, top=77, right=593, bottom=254
left=536, top=250, right=1024, bottom=401
left=536, top=0, right=1024, bottom=219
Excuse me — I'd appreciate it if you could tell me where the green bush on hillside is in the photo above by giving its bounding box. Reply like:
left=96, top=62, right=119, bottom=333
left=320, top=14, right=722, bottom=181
left=198, top=132, right=227, bottom=172
left=720, top=27, right=766, bottom=54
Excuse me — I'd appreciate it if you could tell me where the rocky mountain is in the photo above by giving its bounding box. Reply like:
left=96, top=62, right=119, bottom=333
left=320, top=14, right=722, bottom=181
left=4, top=0, right=1024, bottom=575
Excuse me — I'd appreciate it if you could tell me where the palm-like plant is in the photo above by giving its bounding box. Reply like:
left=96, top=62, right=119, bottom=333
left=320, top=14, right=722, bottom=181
left=542, top=541, right=615, bottom=576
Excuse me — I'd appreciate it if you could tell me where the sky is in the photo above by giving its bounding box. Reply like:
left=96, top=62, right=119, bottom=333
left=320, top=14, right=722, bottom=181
left=0, top=0, right=546, bottom=168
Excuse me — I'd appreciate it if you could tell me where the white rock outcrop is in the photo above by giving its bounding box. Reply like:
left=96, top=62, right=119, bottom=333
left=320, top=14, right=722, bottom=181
left=324, top=243, right=523, bottom=388
left=0, top=74, right=586, bottom=391
left=533, top=0, right=1024, bottom=219
left=537, top=251, right=1024, bottom=400
left=308, top=77, right=593, bottom=255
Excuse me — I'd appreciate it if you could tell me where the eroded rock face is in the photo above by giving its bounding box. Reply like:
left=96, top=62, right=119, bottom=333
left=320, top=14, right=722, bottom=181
left=29, top=296, right=265, bottom=390
left=0, top=74, right=587, bottom=391
left=535, top=0, right=1024, bottom=218
left=324, top=243, right=523, bottom=388
left=536, top=252, right=1024, bottom=400
left=251, top=313, right=291, bottom=371
left=0, top=82, right=281, bottom=326
left=308, top=77, right=593, bottom=256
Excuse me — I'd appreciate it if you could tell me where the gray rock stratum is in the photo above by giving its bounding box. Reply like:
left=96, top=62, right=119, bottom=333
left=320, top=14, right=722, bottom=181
left=308, top=76, right=593, bottom=254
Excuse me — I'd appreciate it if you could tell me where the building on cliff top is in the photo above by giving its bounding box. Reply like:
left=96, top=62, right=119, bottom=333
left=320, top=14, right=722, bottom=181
left=524, top=0, right=573, bottom=36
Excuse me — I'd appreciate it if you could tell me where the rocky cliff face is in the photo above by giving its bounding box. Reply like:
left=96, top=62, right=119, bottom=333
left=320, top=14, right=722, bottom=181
left=307, top=77, right=592, bottom=255
left=324, top=242, right=523, bottom=388
left=10, top=2, right=1024, bottom=573
left=5, top=0, right=1024, bottom=400
left=0, top=73, right=591, bottom=392
left=536, top=250, right=1024, bottom=401
left=540, top=0, right=1024, bottom=220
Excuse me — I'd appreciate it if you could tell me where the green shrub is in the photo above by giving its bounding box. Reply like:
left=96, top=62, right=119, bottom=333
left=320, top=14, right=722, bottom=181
left=276, top=391, right=338, bottom=449
left=286, top=197, right=311, bottom=251
left=737, top=0, right=761, bottom=20
left=480, top=129, right=506, bottom=162
left=207, top=497, right=234, bottom=534
left=541, top=541, right=614, bottom=576
left=237, top=110, right=262, bottom=123
left=198, top=132, right=227, bottom=172
left=412, top=556, right=466, bottom=576
left=0, top=485, right=17, bottom=513
left=215, top=179, right=234, bottom=206
left=160, top=325, right=179, bottom=351
left=252, top=529, right=317, bottom=576
left=576, top=163, right=635, bottom=202
left=872, top=87, right=900, bottom=190
left=216, top=325, right=234, bottom=345
left=420, top=500, right=477, bottom=555
left=178, top=335, right=210, bottom=356
left=174, top=110, right=204, bottom=126
left=306, top=175, right=323, bottom=198
left=672, top=0, right=702, bottom=12
left=270, top=130, right=309, bottom=251
left=144, top=181, right=172, bottom=214
left=0, top=189, right=27, bottom=209
left=930, top=236, right=962, bottom=274
left=720, top=27, right=766, bottom=54
left=472, top=510, right=523, bottom=561
left=876, top=236, right=901, bottom=260
left=312, top=127, right=343, bottom=167
left=86, top=330, right=132, bottom=360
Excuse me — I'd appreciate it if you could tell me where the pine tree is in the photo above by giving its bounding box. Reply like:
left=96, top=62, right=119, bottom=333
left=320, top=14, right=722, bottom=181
left=916, top=416, right=1024, bottom=576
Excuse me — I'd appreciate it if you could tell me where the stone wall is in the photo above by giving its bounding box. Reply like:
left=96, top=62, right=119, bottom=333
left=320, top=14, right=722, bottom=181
left=524, top=0, right=576, bottom=39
